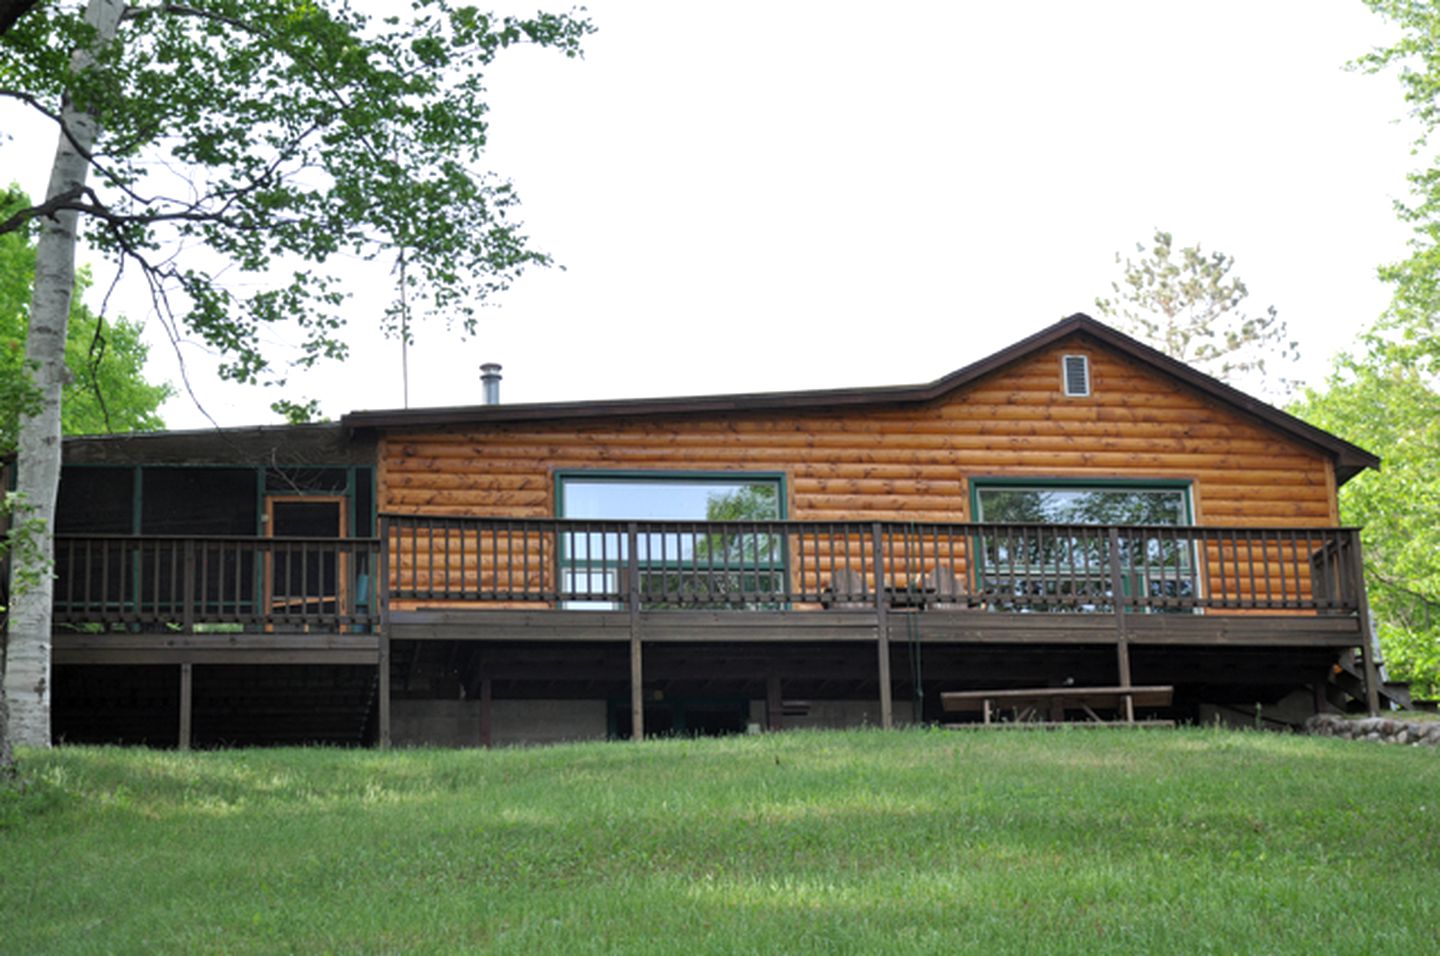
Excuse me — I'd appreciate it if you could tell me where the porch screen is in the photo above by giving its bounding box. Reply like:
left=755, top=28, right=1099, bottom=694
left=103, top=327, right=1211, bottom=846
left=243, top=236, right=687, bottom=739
left=558, top=475, right=783, bottom=607
left=972, top=483, right=1193, bottom=611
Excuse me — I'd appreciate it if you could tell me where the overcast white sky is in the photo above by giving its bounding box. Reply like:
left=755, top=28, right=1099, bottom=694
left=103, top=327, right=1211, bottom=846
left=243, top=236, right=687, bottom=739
left=0, top=0, right=1421, bottom=428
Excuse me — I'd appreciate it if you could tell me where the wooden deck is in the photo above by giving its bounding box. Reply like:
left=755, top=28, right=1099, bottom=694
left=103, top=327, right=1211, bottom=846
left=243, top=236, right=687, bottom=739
left=42, top=516, right=1382, bottom=746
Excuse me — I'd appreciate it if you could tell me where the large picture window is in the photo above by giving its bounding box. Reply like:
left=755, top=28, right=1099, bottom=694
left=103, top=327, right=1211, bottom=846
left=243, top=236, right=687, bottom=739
left=972, top=481, right=1195, bottom=611
left=558, top=473, right=785, bottom=607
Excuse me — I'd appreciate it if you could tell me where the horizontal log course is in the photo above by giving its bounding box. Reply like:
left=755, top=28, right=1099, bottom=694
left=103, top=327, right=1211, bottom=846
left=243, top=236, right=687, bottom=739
left=385, top=431, right=1322, bottom=459
left=385, top=472, right=548, bottom=491
left=385, top=489, right=551, bottom=508
left=385, top=445, right=1322, bottom=476
left=380, top=456, right=1322, bottom=490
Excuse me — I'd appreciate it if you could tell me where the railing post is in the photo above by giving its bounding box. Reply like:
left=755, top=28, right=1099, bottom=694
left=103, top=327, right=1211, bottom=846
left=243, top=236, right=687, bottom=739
left=873, top=522, right=893, bottom=730
left=377, top=518, right=391, bottom=632
left=628, top=521, right=644, bottom=742
left=1107, top=526, right=1134, bottom=723
left=181, top=539, right=196, bottom=634
left=1351, top=531, right=1382, bottom=716
left=377, top=517, right=392, bottom=748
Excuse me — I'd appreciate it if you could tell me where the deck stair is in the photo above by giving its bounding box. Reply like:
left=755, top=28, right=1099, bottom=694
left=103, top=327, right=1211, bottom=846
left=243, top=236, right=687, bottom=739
left=1328, top=652, right=1424, bottom=712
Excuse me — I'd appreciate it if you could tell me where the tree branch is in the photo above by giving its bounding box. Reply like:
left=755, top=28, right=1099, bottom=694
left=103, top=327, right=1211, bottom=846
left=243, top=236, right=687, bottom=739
left=1368, top=566, right=1440, bottom=612
left=0, top=187, right=86, bottom=234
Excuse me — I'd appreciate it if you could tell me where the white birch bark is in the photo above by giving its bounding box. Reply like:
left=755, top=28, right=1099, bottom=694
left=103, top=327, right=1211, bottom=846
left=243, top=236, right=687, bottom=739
left=3, top=0, right=125, bottom=749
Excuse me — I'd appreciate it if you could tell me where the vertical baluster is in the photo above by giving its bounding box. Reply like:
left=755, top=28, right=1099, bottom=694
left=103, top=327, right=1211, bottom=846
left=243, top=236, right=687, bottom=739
left=1045, top=524, right=1057, bottom=607
left=182, top=540, right=196, bottom=633
left=798, top=524, right=808, bottom=601
left=98, top=539, right=110, bottom=622
left=198, top=542, right=210, bottom=624
left=407, top=519, right=417, bottom=600
left=1005, top=524, right=1016, bottom=609
left=829, top=525, right=839, bottom=599
left=1190, top=529, right=1201, bottom=610
left=302, top=539, right=313, bottom=623
left=746, top=522, right=757, bottom=606
left=82, top=539, right=92, bottom=617
left=489, top=522, right=498, bottom=602
left=1244, top=531, right=1258, bottom=610
left=62, top=538, right=74, bottom=620
left=1290, top=529, right=1301, bottom=604
left=1262, top=530, right=1275, bottom=609
left=236, top=540, right=246, bottom=623
left=1215, top=529, right=1230, bottom=608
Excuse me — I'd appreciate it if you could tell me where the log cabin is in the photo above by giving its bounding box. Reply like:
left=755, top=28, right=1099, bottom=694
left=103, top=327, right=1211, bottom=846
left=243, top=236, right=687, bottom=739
left=39, top=314, right=1384, bottom=747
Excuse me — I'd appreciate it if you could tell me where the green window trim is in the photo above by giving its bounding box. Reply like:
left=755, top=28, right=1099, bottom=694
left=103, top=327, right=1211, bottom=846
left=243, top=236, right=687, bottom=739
left=967, top=478, right=1199, bottom=613
left=554, top=470, right=790, bottom=608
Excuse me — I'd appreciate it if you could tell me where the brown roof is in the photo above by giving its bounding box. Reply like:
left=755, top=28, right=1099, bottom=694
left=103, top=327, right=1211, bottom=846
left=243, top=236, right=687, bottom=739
left=348, top=312, right=1375, bottom=484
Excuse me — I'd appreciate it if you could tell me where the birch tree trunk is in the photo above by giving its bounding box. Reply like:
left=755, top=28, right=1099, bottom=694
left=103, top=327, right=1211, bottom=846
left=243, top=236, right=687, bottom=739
left=2, top=0, right=124, bottom=750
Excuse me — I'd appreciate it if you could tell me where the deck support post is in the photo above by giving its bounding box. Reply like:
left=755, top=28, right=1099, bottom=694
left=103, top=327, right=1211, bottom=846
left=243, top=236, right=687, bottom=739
left=628, top=522, right=644, bottom=742
left=1107, top=527, right=1135, bottom=723
left=873, top=523, right=893, bottom=729
left=377, top=635, right=391, bottom=748
left=1351, top=534, right=1382, bottom=716
left=178, top=662, right=193, bottom=751
left=766, top=675, right=783, bottom=731
left=479, top=677, right=493, bottom=748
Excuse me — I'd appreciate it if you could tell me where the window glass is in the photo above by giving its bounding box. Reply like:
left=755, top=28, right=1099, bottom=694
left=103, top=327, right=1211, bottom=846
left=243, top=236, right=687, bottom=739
left=972, top=483, right=1193, bottom=613
left=976, top=486, right=1186, bottom=526
left=558, top=475, right=784, bottom=608
left=562, top=478, right=779, bottom=522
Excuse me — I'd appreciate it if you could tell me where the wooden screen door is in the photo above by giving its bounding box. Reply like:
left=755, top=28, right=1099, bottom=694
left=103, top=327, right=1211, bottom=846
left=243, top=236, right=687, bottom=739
left=266, top=496, right=347, bottom=624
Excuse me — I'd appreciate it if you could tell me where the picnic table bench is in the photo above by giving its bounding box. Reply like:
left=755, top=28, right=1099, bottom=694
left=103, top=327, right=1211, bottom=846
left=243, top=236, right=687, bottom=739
left=940, top=685, right=1174, bottom=727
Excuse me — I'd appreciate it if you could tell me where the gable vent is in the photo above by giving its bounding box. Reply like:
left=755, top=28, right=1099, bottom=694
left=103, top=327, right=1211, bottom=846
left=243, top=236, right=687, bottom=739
left=1062, top=354, right=1091, bottom=397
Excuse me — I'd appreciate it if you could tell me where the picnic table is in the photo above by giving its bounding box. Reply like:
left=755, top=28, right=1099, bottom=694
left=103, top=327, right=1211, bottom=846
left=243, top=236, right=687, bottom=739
left=940, top=685, right=1174, bottom=727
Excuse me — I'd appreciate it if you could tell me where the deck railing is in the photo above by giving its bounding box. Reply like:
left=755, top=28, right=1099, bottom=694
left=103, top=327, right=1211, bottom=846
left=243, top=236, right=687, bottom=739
left=382, top=516, right=1366, bottom=615
left=38, top=519, right=1364, bottom=632
left=51, top=534, right=382, bottom=633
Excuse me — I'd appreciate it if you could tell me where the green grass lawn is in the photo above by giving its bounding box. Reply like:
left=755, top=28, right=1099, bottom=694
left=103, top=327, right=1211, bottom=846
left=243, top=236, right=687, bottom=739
left=2, top=728, right=1438, bottom=954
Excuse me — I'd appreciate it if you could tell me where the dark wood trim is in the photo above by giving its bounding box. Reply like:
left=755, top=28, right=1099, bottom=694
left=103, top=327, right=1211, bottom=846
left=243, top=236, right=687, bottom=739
left=873, top=522, right=893, bottom=729
left=378, top=635, right=391, bottom=747
left=53, top=633, right=381, bottom=666
left=628, top=521, right=643, bottom=742
left=178, top=663, right=193, bottom=751
left=60, top=423, right=375, bottom=467
left=479, top=677, right=493, bottom=748
left=766, top=675, right=782, bottom=731
left=384, top=608, right=1363, bottom=648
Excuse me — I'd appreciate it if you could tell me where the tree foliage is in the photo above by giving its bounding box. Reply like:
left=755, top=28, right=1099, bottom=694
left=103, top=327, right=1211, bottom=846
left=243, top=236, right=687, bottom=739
left=1095, top=229, right=1299, bottom=392
left=0, top=190, right=170, bottom=449
left=0, top=0, right=592, bottom=752
left=1353, top=2, right=1440, bottom=379
left=1292, top=348, right=1440, bottom=698
left=1303, top=0, right=1440, bottom=700
left=0, top=0, right=592, bottom=390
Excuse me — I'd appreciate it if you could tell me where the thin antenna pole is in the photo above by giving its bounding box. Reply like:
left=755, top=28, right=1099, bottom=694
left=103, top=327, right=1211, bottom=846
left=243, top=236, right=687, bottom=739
left=396, top=247, right=411, bottom=409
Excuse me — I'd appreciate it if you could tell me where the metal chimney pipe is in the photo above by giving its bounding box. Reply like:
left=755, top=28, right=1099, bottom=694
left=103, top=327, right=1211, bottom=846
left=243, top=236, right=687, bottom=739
left=480, top=363, right=502, bottom=405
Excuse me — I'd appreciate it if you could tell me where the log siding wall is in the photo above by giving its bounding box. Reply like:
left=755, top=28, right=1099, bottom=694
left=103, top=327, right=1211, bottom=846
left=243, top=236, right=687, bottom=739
left=377, top=340, right=1338, bottom=604
left=380, top=342, right=1334, bottom=523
